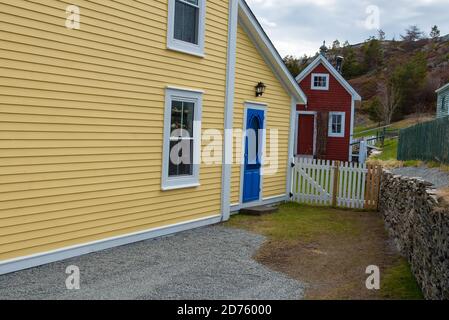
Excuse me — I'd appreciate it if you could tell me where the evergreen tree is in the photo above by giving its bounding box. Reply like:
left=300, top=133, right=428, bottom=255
left=362, top=37, right=383, bottom=71
left=401, top=25, right=425, bottom=41
left=430, top=25, right=440, bottom=40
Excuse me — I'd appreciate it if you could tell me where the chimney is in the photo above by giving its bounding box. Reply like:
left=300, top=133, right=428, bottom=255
left=335, top=55, right=344, bottom=74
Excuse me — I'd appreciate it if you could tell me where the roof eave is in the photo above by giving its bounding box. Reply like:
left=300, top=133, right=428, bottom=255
left=238, top=0, right=307, bottom=104
left=436, top=83, right=449, bottom=94
left=296, top=55, right=362, bottom=101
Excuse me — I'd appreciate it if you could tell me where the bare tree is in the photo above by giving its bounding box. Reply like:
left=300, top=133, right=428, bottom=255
left=377, top=81, right=401, bottom=125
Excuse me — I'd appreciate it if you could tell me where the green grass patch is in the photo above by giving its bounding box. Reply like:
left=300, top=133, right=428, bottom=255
left=381, top=259, right=424, bottom=300
left=226, top=202, right=360, bottom=242
left=371, top=139, right=398, bottom=161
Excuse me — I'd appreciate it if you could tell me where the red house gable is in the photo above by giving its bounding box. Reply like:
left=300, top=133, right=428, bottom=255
left=294, top=55, right=361, bottom=162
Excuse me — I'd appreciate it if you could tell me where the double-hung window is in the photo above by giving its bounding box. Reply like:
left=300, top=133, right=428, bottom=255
left=311, top=73, right=329, bottom=90
left=328, top=112, right=345, bottom=138
left=167, top=0, right=206, bottom=57
left=162, top=87, right=203, bottom=190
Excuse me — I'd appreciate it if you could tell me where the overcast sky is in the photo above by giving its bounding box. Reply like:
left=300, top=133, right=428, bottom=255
left=246, top=0, right=449, bottom=57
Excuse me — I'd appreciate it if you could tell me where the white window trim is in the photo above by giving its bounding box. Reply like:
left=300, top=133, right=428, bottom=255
left=162, top=87, right=203, bottom=191
left=311, top=73, right=330, bottom=91
left=167, top=0, right=206, bottom=57
left=328, top=111, right=346, bottom=138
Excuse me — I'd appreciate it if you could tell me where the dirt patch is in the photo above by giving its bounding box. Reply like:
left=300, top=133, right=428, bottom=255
left=228, top=204, right=422, bottom=300
left=256, top=212, right=398, bottom=299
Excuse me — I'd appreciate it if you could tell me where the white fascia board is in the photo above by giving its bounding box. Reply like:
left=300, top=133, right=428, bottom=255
left=296, top=55, right=362, bottom=101
left=238, top=0, right=307, bottom=104
left=436, top=83, right=449, bottom=94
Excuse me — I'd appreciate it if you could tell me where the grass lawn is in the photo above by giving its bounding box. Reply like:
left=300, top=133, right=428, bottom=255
left=354, top=114, right=434, bottom=139
left=371, top=139, right=398, bottom=161
left=227, top=202, right=423, bottom=300
left=368, top=138, right=448, bottom=170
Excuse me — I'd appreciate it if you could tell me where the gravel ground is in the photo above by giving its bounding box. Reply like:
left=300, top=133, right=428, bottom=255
left=0, top=226, right=304, bottom=300
left=392, top=167, right=449, bottom=189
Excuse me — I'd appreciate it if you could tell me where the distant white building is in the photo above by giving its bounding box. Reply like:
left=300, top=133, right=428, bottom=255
left=436, top=83, right=449, bottom=118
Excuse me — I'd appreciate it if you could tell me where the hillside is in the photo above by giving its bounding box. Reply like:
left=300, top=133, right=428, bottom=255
left=335, top=36, right=449, bottom=127
left=285, top=34, right=449, bottom=128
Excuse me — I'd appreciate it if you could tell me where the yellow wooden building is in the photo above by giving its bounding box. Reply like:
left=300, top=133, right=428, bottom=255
left=0, top=0, right=306, bottom=274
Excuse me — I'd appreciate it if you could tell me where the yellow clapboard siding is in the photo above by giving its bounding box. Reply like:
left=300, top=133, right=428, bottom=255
left=231, top=25, right=291, bottom=204
left=0, top=211, right=217, bottom=261
left=0, top=182, right=223, bottom=220
left=0, top=0, right=229, bottom=261
left=0, top=198, right=222, bottom=243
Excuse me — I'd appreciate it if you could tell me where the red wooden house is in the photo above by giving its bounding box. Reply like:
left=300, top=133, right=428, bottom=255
left=295, top=54, right=361, bottom=162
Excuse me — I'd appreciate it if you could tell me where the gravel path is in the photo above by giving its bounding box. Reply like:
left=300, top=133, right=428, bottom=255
left=0, top=226, right=304, bottom=300
left=392, top=167, right=449, bottom=189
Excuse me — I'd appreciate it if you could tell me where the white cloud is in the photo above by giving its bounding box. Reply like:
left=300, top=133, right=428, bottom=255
left=245, top=0, right=449, bottom=57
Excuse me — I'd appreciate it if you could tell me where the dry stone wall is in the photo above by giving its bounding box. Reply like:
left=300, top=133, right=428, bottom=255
left=379, top=170, right=449, bottom=300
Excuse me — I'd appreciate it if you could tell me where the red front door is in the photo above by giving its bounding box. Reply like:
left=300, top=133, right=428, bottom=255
left=297, top=115, right=315, bottom=156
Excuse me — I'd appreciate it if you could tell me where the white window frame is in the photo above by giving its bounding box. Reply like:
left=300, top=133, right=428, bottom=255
left=311, top=73, right=330, bottom=91
left=328, top=111, right=346, bottom=138
left=161, top=87, right=203, bottom=191
left=167, top=0, right=206, bottom=57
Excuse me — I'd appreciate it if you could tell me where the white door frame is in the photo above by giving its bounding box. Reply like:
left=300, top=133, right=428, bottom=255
left=239, top=102, right=267, bottom=208
left=295, top=111, right=317, bottom=158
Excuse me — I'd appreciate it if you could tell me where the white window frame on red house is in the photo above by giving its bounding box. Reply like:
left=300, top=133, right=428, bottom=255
left=328, top=111, right=346, bottom=138
left=311, top=73, right=330, bottom=91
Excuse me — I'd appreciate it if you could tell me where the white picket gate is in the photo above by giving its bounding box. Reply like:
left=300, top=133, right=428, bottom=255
left=290, top=158, right=381, bottom=209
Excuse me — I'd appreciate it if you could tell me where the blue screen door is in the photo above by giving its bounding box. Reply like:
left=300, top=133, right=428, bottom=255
left=243, top=108, right=265, bottom=203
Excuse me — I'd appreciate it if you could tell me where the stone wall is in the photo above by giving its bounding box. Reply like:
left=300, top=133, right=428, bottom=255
left=379, top=170, right=449, bottom=300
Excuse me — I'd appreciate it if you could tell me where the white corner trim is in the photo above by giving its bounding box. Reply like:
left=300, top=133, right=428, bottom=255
left=328, top=111, right=346, bottom=138
left=166, top=0, right=206, bottom=57
left=286, top=98, right=297, bottom=197
left=220, top=0, right=238, bottom=222
left=296, top=55, right=361, bottom=101
left=0, top=214, right=222, bottom=275
left=311, top=73, right=330, bottom=91
left=161, top=87, right=203, bottom=191
left=349, top=99, right=355, bottom=161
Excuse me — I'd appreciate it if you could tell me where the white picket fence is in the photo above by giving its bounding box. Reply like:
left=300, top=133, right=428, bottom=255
left=291, top=158, right=381, bottom=209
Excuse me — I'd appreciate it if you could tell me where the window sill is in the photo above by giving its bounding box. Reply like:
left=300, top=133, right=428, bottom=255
left=328, top=134, right=345, bottom=138
left=161, top=181, right=201, bottom=191
left=167, top=44, right=205, bottom=58
left=311, top=87, right=329, bottom=91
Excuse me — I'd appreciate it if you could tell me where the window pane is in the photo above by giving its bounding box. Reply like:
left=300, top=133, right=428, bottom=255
left=182, top=101, right=194, bottom=137
left=171, top=100, right=183, bottom=136
left=168, top=139, right=193, bottom=177
left=174, top=0, right=199, bottom=45
left=331, top=114, right=342, bottom=134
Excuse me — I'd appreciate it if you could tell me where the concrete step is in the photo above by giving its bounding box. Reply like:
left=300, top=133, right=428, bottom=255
left=239, top=205, right=279, bottom=216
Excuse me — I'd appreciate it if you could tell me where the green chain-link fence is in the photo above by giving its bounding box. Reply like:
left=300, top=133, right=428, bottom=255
left=398, top=116, right=449, bottom=164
